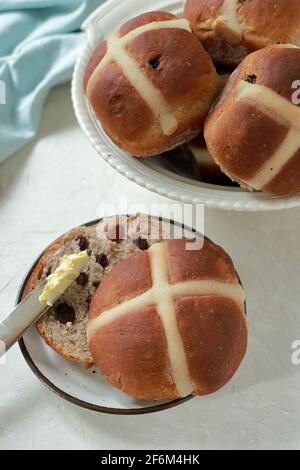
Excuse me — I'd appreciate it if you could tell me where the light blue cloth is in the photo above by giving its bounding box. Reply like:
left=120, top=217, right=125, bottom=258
left=0, top=0, right=104, bottom=163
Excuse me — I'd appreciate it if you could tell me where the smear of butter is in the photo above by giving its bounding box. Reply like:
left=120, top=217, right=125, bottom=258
left=39, top=251, right=90, bottom=306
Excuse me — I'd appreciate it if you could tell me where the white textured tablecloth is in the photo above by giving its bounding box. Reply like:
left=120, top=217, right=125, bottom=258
left=0, top=84, right=299, bottom=450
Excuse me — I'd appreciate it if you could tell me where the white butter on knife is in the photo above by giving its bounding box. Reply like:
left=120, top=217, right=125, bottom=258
left=39, top=250, right=90, bottom=306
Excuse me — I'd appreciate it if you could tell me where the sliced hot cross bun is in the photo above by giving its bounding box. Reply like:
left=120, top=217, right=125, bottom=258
left=24, top=215, right=164, bottom=367
left=204, top=44, right=300, bottom=195
left=84, top=11, right=222, bottom=156
left=88, top=239, right=247, bottom=400
left=184, top=0, right=300, bottom=66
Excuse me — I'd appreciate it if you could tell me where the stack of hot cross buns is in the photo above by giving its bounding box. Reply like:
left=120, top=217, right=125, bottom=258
left=84, top=3, right=300, bottom=195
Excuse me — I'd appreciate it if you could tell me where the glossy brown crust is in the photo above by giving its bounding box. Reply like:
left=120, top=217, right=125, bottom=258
left=175, top=296, right=247, bottom=395
left=23, top=229, right=94, bottom=368
left=89, top=240, right=247, bottom=400
left=204, top=46, right=300, bottom=194
left=206, top=100, right=289, bottom=181
left=187, top=71, right=238, bottom=188
left=84, top=11, right=220, bottom=156
left=184, top=0, right=246, bottom=66
left=264, top=148, right=300, bottom=195
left=119, top=11, right=175, bottom=37
left=208, top=46, right=300, bottom=113
left=184, top=0, right=223, bottom=33
left=83, top=41, right=107, bottom=91
left=89, top=306, right=179, bottom=400
left=241, top=0, right=300, bottom=47
left=166, top=238, right=238, bottom=284
left=245, top=48, right=300, bottom=104
left=89, top=251, right=152, bottom=319
left=83, top=11, right=175, bottom=92
left=88, top=63, right=155, bottom=145
left=127, top=28, right=214, bottom=107
left=184, top=0, right=300, bottom=66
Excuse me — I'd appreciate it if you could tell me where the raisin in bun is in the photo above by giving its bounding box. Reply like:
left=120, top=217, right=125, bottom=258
left=88, top=239, right=247, bottom=400
left=23, top=215, right=164, bottom=367
left=84, top=11, right=222, bottom=157
left=184, top=0, right=300, bottom=66
left=204, top=45, right=300, bottom=195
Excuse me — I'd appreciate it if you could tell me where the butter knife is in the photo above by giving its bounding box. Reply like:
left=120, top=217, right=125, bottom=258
left=0, top=280, right=50, bottom=357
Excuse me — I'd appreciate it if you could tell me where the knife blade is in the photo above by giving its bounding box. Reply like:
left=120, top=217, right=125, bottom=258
left=0, top=279, right=50, bottom=357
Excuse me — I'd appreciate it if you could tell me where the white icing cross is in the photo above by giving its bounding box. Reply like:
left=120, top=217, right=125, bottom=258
left=216, top=0, right=243, bottom=45
left=88, top=242, right=245, bottom=397
left=86, top=19, right=191, bottom=136
left=234, top=79, right=300, bottom=189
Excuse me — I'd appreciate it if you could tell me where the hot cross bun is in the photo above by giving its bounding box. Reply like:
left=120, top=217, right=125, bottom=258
left=23, top=215, right=165, bottom=367
left=88, top=239, right=247, bottom=400
left=204, top=45, right=300, bottom=195
left=184, top=0, right=300, bottom=66
left=84, top=11, right=221, bottom=156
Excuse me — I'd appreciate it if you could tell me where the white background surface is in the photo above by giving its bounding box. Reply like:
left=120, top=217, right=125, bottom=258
left=0, top=84, right=299, bottom=450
